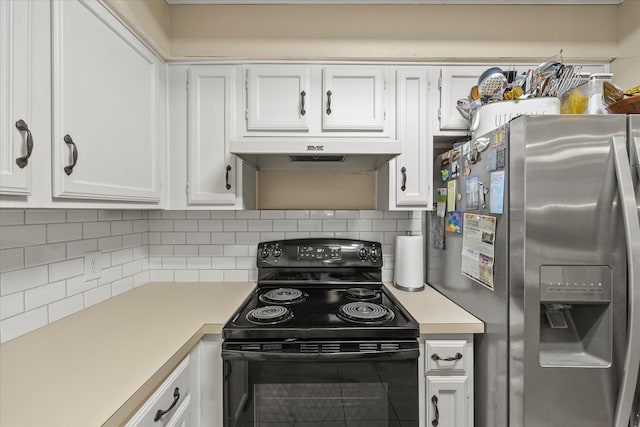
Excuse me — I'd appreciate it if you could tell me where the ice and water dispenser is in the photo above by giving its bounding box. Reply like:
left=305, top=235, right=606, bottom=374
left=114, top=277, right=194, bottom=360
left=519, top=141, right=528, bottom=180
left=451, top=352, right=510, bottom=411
left=539, top=265, right=612, bottom=368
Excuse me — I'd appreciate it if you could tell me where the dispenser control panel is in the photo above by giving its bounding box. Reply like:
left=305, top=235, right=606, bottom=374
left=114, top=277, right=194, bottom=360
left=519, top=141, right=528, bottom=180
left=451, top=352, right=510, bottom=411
left=539, top=265, right=611, bottom=303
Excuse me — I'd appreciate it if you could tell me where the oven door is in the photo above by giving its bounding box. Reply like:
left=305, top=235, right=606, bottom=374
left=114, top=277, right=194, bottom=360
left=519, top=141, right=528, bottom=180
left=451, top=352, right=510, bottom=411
left=222, top=340, right=419, bottom=427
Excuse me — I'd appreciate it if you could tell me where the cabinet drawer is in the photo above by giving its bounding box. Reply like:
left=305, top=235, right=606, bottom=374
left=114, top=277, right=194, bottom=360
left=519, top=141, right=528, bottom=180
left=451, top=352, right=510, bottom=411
left=425, top=340, right=467, bottom=373
left=125, top=356, right=191, bottom=427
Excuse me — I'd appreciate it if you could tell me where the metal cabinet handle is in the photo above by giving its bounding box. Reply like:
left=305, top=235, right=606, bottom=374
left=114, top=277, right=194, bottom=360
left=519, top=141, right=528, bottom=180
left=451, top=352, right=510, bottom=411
left=431, top=395, right=439, bottom=426
left=400, top=167, right=407, bottom=192
left=154, top=387, right=180, bottom=422
left=15, top=120, right=33, bottom=168
left=326, top=90, right=332, bottom=115
left=225, top=164, right=232, bottom=190
left=431, top=352, right=463, bottom=362
left=63, top=135, right=78, bottom=176
left=300, top=90, right=306, bottom=116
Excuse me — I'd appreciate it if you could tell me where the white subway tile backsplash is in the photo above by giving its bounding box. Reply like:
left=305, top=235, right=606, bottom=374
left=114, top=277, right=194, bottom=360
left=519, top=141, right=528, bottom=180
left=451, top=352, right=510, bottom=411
left=273, top=220, right=297, bottom=232
left=187, top=232, right=211, bottom=245
left=186, top=211, right=211, bottom=219
left=199, top=245, right=224, bottom=257
left=0, top=225, right=46, bottom=249
left=26, top=210, right=67, bottom=224
left=210, top=211, right=235, bottom=219
left=83, top=222, right=111, bottom=239
left=0, top=210, right=24, bottom=226
left=1, top=307, right=47, bottom=343
left=174, top=245, right=199, bottom=257
left=236, top=211, right=260, bottom=219
left=84, top=285, right=111, bottom=307
left=24, top=243, right=66, bottom=267
left=162, top=232, right=186, bottom=245
left=174, top=270, right=198, bottom=282
left=49, top=258, right=84, bottom=282
left=1, top=208, right=410, bottom=342
left=348, top=219, right=372, bottom=232
left=224, top=220, right=248, bottom=232
left=0, top=293, right=24, bottom=320
left=199, top=269, right=223, bottom=282
left=235, top=232, right=260, bottom=245
left=67, top=210, right=98, bottom=223
left=174, top=220, right=198, bottom=232
left=285, top=210, right=309, bottom=219
left=298, top=220, right=322, bottom=232
left=0, top=248, right=24, bottom=272
left=67, top=276, right=98, bottom=296
left=111, top=221, right=133, bottom=236
left=224, top=270, right=249, bottom=282
left=66, top=239, right=98, bottom=259
left=112, top=277, right=134, bottom=296
left=1, top=265, right=48, bottom=295
left=198, top=220, right=223, bottom=232
left=49, top=294, right=84, bottom=322
left=25, top=281, right=66, bottom=310
left=47, top=223, right=83, bottom=243
left=260, top=210, right=285, bottom=219
left=98, top=236, right=123, bottom=252
left=248, top=220, right=272, bottom=232
left=98, top=210, right=123, bottom=221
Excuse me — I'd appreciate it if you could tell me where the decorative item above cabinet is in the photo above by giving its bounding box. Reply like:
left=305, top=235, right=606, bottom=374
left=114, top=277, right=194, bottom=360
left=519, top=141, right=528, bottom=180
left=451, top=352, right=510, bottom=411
left=229, top=64, right=400, bottom=171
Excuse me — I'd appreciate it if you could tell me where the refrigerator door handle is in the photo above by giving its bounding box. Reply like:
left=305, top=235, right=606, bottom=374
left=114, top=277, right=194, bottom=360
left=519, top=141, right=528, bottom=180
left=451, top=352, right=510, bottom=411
left=633, top=137, right=640, bottom=181
left=612, top=135, right=640, bottom=427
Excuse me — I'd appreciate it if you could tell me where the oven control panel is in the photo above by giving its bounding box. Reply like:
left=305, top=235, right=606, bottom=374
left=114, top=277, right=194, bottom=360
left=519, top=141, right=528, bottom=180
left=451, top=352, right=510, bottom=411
left=257, top=238, right=382, bottom=267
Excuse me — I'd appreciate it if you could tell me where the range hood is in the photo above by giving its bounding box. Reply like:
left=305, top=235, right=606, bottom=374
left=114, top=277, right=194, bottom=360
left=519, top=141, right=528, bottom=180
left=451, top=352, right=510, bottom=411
left=229, top=139, right=401, bottom=171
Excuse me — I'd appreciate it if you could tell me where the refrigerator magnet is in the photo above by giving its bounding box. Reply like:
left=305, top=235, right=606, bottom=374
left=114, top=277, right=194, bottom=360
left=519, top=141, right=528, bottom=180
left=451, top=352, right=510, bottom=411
left=463, top=156, right=472, bottom=176
left=445, top=211, right=463, bottom=234
left=441, top=168, right=451, bottom=181
left=496, top=147, right=506, bottom=169
left=451, top=161, right=460, bottom=178
left=466, top=176, right=480, bottom=210
left=490, top=171, right=505, bottom=214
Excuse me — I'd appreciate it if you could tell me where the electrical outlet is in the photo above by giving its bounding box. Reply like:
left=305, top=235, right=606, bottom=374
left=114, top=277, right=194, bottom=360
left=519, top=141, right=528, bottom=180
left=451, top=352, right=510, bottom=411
left=84, top=251, right=102, bottom=281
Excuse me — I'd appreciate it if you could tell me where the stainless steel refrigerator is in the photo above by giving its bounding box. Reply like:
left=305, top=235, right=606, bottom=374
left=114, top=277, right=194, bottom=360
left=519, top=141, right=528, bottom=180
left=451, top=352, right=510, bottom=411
left=426, top=115, right=640, bottom=427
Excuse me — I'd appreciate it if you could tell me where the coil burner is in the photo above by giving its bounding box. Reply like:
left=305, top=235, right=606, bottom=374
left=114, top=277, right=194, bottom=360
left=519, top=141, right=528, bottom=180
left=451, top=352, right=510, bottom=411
left=346, top=287, right=380, bottom=301
left=246, top=306, right=293, bottom=325
left=337, top=302, right=395, bottom=325
left=259, top=288, right=307, bottom=305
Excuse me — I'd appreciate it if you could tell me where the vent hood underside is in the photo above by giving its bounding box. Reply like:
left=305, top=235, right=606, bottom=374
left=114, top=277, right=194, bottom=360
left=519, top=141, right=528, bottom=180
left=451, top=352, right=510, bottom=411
left=229, top=139, right=401, bottom=171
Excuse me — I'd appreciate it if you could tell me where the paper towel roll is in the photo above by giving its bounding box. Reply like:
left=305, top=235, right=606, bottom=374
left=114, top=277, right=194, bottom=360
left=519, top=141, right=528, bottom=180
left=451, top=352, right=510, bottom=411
left=394, top=235, right=425, bottom=292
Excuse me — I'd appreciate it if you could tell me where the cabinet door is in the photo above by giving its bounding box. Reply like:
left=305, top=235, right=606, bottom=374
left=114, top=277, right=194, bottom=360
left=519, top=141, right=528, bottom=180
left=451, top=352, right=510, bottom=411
left=51, top=0, right=162, bottom=202
left=322, top=67, right=385, bottom=131
left=246, top=65, right=310, bottom=131
left=188, top=66, right=237, bottom=205
left=426, top=376, right=469, bottom=427
left=395, top=68, right=431, bottom=207
left=439, top=66, right=488, bottom=131
left=0, top=0, right=32, bottom=195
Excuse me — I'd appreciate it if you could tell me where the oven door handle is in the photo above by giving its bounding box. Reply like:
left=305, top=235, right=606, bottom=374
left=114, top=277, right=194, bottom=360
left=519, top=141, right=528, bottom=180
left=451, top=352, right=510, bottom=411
left=222, top=348, right=419, bottom=362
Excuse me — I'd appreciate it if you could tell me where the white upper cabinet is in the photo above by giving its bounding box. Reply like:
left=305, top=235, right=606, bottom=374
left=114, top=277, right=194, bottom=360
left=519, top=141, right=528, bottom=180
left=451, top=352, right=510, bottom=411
left=188, top=66, right=239, bottom=205
left=322, top=67, right=385, bottom=131
left=51, top=0, right=163, bottom=203
left=246, top=66, right=310, bottom=131
left=395, top=67, right=431, bottom=207
left=241, top=64, right=393, bottom=139
left=438, top=65, right=488, bottom=131
left=0, top=0, right=33, bottom=195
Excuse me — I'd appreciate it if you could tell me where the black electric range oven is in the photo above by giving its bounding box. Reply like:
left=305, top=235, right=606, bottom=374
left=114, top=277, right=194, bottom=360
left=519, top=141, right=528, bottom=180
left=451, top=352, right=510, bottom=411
left=222, top=238, right=420, bottom=427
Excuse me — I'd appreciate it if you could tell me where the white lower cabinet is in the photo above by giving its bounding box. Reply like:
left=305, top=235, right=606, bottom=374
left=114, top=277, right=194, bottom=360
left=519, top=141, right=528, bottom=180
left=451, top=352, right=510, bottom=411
left=421, top=335, right=474, bottom=427
left=125, top=335, right=223, bottom=427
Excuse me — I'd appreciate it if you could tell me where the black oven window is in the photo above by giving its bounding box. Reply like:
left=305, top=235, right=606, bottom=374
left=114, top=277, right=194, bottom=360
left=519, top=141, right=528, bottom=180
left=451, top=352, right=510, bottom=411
left=224, top=359, right=418, bottom=427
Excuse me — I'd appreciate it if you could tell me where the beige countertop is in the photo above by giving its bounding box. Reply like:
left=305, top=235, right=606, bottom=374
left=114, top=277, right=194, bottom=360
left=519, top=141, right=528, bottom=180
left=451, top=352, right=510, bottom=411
left=0, top=281, right=483, bottom=427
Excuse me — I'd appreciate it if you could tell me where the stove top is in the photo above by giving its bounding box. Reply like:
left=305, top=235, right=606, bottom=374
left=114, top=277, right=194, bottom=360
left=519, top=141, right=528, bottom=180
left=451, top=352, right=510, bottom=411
left=222, top=237, right=419, bottom=341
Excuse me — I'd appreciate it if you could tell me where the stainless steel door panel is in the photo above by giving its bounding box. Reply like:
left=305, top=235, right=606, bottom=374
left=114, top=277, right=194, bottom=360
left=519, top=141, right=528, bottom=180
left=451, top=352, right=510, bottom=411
left=512, top=115, right=628, bottom=427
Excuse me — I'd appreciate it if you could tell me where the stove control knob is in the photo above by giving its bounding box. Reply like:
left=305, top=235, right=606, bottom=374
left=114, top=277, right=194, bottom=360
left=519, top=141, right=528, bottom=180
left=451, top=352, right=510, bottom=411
left=358, top=247, right=369, bottom=260
left=370, top=247, right=381, bottom=261
left=273, top=247, right=282, bottom=258
left=261, top=247, right=270, bottom=259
